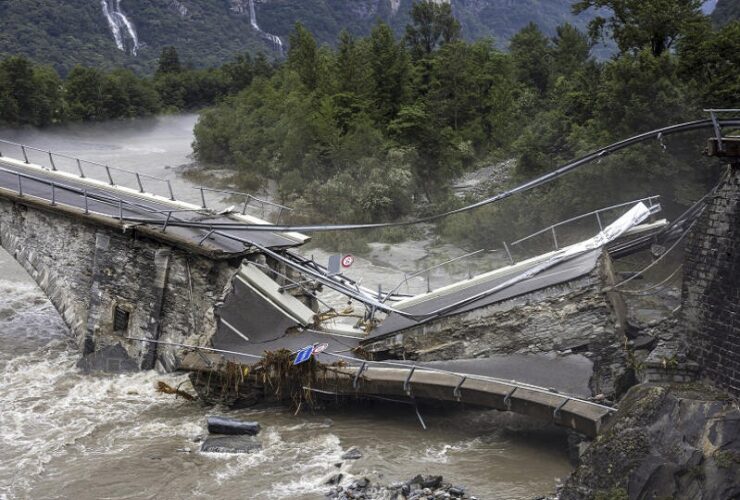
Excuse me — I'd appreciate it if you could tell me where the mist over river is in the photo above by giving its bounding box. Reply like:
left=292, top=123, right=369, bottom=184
left=0, top=115, right=572, bottom=499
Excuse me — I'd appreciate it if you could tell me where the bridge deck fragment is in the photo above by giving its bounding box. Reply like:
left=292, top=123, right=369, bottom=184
left=0, top=158, right=306, bottom=254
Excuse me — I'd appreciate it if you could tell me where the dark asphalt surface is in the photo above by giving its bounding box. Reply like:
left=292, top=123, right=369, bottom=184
left=0, top=159, right=304, bottom=251
left=370, top=249, right=601, bottom=339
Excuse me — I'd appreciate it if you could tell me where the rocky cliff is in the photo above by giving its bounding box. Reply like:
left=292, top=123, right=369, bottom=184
left=560, top=383, right=740, bottom=499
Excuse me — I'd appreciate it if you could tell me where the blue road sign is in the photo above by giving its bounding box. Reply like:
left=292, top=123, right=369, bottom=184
left=293, top=345, right=314, bottom=365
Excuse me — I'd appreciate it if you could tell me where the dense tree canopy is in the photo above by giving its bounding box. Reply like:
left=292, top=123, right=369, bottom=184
left=2, top=0, right=737, bottom=251
left=191, top=4, right=738, bottom=248
left=573, top=0, right=705, bottom=55
left=0, top=48, right=273, bottom=126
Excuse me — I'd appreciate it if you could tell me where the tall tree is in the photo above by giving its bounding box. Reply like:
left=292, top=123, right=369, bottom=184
left=336, top=30, right=367, bottom=96
left=509, top=22, right=552, bottom=94
left=30, top=65, right=64, bottom=126
left=287, top=23, right=319, bottom=90
left=369, top=22, right=409, bottom=124
left=551, top=24, right=591, bottom=79
left=64, top=66, right=105, bottom=120
left=677, top=20, right=740, bottom=106
left=0, top=57, right=37, bottom=125
left=156, top=46, right=182, bottom=76
left=573, top=0, right=705, bottom=56
left=404, top=0, right=461, bottom=60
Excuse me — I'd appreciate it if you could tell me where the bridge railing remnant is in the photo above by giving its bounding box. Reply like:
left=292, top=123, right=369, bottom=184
left=370, top=196, right=663, bottom=298
left=0, top=139, right=177, bottom=201
left=0, top=139, right=292, bottom=224
left=0, top=164, right=209, bottom=236
left=508, top=195, right=661, bottom=256
left=195, top=186, right=293, bottom=224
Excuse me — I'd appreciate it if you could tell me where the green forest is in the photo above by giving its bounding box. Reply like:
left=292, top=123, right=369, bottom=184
left=0, top=49, right=274, bottom=126
left=191, top=0, right=740, bottom=248
left=1, top=0, right=738, bottom=251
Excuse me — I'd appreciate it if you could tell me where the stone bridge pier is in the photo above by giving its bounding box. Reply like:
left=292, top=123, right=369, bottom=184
left=681, top=158, right=740, bottom=395
left=0, top=196, right=243, bottom=372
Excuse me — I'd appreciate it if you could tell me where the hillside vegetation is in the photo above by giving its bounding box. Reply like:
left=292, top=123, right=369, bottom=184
left=191, top=0, right=740, bottom=249
left=712, top=0, right=740, bottom=25
left=0, top=48, right=271, bottom=126
left=0, top=0, right=604, bottom=75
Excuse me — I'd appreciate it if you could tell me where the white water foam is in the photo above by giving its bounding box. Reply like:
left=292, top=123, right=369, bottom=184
left=100, top=0, right=140, bottom=55
left=248, top=0, right=283, bottom=55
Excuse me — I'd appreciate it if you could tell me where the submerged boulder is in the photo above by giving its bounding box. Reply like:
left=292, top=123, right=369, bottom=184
left=207, top=416, right=261, bottom=436
left=200, top=435, right=262, bottom=454
left=341, top=447, right=363, bottom=460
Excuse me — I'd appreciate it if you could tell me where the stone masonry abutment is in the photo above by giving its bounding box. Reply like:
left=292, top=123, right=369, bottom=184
left=0, top=196, right=242, bottom=372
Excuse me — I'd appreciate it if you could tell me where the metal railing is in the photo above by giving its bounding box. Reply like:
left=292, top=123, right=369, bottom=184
left=195, top=186, right=293, bottom=224
left=0, top=138, right=291, bottom=224
left=370, top=196, right=663, bottom=300
left=0, top=165, right=218, bottom=241
left=381, top=249, right=486, bottom=302
left=0, top=139, right=176, bottom=201
left=507, top=195, right=661, bottom=255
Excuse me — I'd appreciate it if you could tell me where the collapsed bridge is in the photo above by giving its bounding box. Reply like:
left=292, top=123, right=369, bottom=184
left=0, top=114, right=737, bottom=435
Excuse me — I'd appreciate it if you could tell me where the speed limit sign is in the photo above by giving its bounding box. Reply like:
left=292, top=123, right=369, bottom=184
left=341, top=254, right=354, bottom=268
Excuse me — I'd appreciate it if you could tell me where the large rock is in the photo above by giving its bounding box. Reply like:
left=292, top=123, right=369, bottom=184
left=560, top=383, right=740, bottom=499
left=199, top=435, right=261, bottom=454
left=207, top=416, right=261, bottom=435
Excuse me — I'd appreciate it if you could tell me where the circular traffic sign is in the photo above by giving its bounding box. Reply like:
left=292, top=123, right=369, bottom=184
left=341, top=254, right=354, bottom=268
left=312, top=343, right=329, bottom=354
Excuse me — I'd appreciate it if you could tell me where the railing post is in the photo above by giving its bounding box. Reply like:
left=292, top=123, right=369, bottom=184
left=595, top=212, right=604, bottom=232
left=502, top=241, right=514, bottom=265
left=166, top=180, right=175, bottom=201
left=118, top=199, right=123, bottom=222
left=200, top=187, right=207, bottom=208
left=551, top=226, right=559, bottom=250
left=17, top=174, right=23, bottom=196
left=105, top=166, right=114, bottom=185
left=426, top=271, right=431, bottom=293
left=276, top=207, right=284, bottom=225
left=403, top=366, right=416, bottom=395
left=21, top=146, right=29, bottom=164
left=135, top=173, right=144, bottom=193
left=162, top=211, right=172, bottom=232
left=76, top=159, right=85, bottom=178
left=241, top=198, right=250, bottom=215
left=48, top=152, right=57, bottom=171
left=50, top=183, right=56, bottom=206
left=83, top=189, right=89, bottom=214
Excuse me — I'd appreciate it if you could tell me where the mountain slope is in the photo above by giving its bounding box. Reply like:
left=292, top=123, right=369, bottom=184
left=0, top=0, right=604, bottom=74
left=712, top=0, right=740, bottom=25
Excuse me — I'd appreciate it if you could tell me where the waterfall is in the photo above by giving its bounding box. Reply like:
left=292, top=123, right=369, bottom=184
left=100, top=0, right=140, bottom=56
left=247, top=0, right=284, bottom=55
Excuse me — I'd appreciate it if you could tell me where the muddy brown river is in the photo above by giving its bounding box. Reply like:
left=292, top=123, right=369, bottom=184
left=0, top=115, right=572, bottom=499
